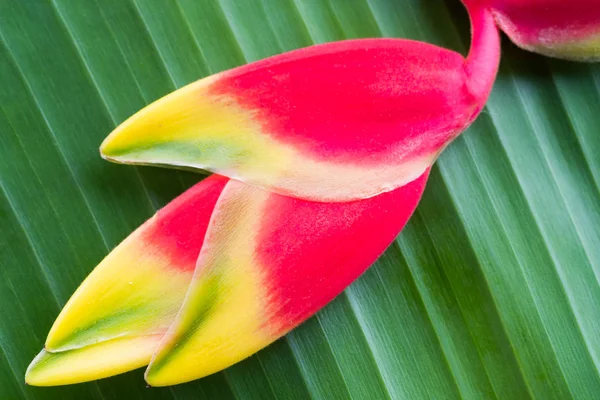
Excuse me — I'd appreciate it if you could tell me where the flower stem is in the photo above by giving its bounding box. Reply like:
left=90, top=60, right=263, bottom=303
left=463, top=1, right=501, bottom=108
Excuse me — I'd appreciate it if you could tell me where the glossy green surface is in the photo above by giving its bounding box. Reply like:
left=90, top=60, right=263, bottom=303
left=1, top=0, right=599, bottom=399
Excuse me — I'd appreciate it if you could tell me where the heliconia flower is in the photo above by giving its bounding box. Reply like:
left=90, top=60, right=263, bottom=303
left=99, top=2, right=500, bottom=203
left=28, top=1, right=501, bottom=387
left=467, top=0, right=600, bottom=61
left=26, top=171, right=428, bottom=386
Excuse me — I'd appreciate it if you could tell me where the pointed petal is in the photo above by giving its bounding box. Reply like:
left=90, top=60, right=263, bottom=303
left=145, top=171, right=429, bottom=386
left=26, top=335, right=161, bottom=386
left=473, top=0, right=600, bottom=61
left=45, top=175, right=228, bottom=352
left=100, top=35, right=494, bottom=202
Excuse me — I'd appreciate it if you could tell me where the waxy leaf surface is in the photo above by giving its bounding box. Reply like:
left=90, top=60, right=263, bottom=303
left=3, top=1, right=600, bottom=399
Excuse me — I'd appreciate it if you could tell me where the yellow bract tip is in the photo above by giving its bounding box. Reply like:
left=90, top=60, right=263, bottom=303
left=26, top=335, right=160, bottom=386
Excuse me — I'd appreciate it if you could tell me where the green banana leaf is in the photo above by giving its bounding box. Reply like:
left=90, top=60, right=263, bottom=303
left=1, top=0, right=599, bottom=399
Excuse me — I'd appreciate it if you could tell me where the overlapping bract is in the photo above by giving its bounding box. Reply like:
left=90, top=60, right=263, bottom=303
left=26, top=172, right=429, bottom=385
left=30, top=0, right=578, bottom=387
left=469, top=0, right=600, bottom=61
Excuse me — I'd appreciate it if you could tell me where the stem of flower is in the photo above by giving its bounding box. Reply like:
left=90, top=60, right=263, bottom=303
left=463, top=1, right=501, bottom=109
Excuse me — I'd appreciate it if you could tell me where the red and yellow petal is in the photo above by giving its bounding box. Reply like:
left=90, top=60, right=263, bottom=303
left=44, top=175, right=227, bottom=353
left=144, top=171, right=429, bottom=386
left=467, top=0, right=600, bottom=61
left=101, top=11, right=500, bottom=203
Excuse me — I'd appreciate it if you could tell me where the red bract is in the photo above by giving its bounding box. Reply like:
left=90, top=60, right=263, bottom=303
left=146, top=171, right=429, bottom=386
left=100, top=3, right=500, bottom=202
left=467, top=0, right=600, bottom=60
